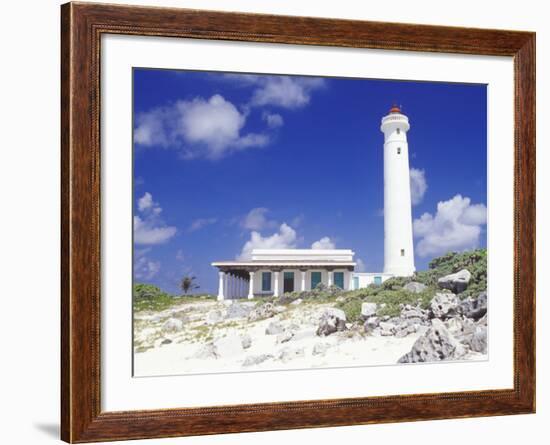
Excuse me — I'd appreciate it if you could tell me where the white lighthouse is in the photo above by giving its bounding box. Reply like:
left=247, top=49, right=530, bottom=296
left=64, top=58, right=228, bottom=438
left=380, top=105, right=415, bottom=277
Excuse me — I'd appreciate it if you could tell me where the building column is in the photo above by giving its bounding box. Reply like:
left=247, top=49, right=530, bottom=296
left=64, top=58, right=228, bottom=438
left=274, top=271, right=280, bottom=297
left=300, top=270, right=306, bottom=292
left=248, top=272, right=255, bottom=299
left=327, top=270, right=333, bottom=287
left=229, top=274, right=235, bottom=299
left=217, top=271, right=225, bottom=301
left=347, top=271, right=354, bottom=290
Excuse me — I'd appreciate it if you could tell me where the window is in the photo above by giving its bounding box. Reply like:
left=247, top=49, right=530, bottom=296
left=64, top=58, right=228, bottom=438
left=396, top=128, right=401, bottom=134
left=311, top=271, right=322, bottom=289
left=397, top=147, right=401, bottom=154
left=353, top=276, right=359, bottom=290
left=262, top=272, right=271, bottom=291
left=401, top=249, right=405, bottom=256
left=374, top=276, right=382, bottom=285
left=334, top=272, right=344, bottom=289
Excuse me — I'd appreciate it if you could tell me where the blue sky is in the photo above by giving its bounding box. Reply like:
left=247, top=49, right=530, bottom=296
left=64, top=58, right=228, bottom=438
left=133, top=68, right=487, bottom=295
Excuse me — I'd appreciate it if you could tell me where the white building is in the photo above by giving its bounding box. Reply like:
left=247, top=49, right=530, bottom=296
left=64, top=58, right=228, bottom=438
left=212, top=105, right=415, bottom=300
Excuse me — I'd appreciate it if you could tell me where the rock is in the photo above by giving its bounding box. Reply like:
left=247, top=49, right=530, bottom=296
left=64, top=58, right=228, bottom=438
left=243, top=354, right=273, bottom=367
left=290, top=298, right=303, bottom=306
left=162, top=318, right=183, bottom=333
left=274, top=305, right=287, bottom=314
left=241, top=334, right=252, bottom=349
left=213, top=335, right=243, bottom=358
left=467, top=326, right=487, bottom=353
left=438, top=269, right=472, bottom=294
left=403, top=282, right=427, bottom=294
left=398, top=319, right=467, bottom=363
left=248, top=302, right=276, bottom=321
left=459, top=292, right=487, bottom=320
left=312, top=342, right=330, bottom=356
left=278, top=347, right=305, bottom=362
left=160, top=338, right=172, bottom=345
left=205, top=309, right=225, bottom=325
left=316, top=308, right=347, bottom=336
left=430, top=292, right=460, bottom=319
left=379, top=321, right=396, bottom=336
left=361, top=302, right=378, bottom=319
left=401, top=307, right=425, bottom=319
left=265, top=321, right=284, bottom=335
left=226, top=303, right=253, bottom=319
left=364, top=316, right=380, bottom=332
left=193, top=344, right=217, bottom=360
left=276, top=330, right=294, bottom=344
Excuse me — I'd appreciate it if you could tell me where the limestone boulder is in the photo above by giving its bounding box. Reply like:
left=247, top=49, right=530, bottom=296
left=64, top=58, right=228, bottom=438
left=430, top=292, right=461, bottom=319
left=316, top=308, right=347, bottom=336
left=398, top=319, right=467, bottom=363
left=459, top=291, right=487, bottom=320
left=438, top=269, right=472, bottom=294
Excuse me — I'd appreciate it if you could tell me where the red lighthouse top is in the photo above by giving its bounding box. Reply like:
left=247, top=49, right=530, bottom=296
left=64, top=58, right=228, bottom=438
left=389, top=104, right=401, bottom=114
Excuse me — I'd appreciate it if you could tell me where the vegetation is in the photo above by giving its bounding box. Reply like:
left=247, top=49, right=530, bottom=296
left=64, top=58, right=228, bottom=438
left=277, top=249, right=488, bottom=319
left=133, top=283, right=215, bottom=312
left=180, top=275, right=200, bottom=294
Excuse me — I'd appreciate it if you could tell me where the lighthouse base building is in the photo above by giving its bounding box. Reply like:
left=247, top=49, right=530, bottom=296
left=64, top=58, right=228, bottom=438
left=212, top=249, right=393, bottom=301
left=211, top=105, right=415, bottom=301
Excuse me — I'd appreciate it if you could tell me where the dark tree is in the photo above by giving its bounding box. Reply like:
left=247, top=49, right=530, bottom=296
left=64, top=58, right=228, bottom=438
left=180, top=275, right=200, bottom=295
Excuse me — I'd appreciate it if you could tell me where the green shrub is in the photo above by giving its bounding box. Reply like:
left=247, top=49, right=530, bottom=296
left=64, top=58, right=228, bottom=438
left=336, top=296, right=363, bottom=322
left=133, top=283, right=215, bottom=312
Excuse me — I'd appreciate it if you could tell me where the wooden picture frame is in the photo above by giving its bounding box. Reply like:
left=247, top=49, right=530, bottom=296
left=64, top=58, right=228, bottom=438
left=61, top=2, right=535, bottom=442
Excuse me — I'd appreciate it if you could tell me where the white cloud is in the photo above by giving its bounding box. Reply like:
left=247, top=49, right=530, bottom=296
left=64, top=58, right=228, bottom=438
left=413, top=194, right=487, bottom=258
left=355, top=258, right=366, bottom=272
left=262, top=112, right=284, bottom=128
left=237, top=223, right=297, bottom=260
left=241, top=207, right=277, bottom=231
left=224, top=74, right=326, bottom=109
left=134, top=249, right=161, bottom=281
left=137, top=192, right=154, bottom=212
left=134, top=94, right=269, bottom=160
left=188, top=217, right=217, bottom=232
left=134, top=192, right=176, bottom=245
left=410, top=168, right=427, bottom=205
left=176, top=249, right=185, bottom=261
left=311, top=236, right=336, bottom=249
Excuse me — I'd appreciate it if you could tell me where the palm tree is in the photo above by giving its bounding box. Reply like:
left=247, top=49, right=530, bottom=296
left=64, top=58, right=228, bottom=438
left=180, top=275, right=200, bottom=295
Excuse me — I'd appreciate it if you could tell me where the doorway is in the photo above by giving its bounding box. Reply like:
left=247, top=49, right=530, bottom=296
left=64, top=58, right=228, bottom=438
left=283, top=272, right=294, bottom=293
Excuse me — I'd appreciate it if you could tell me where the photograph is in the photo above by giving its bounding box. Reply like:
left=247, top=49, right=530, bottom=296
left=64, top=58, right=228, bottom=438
left=131, top=69, right=488, bottom=377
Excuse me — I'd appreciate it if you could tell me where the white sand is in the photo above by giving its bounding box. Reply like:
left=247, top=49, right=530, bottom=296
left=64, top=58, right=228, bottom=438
left=133, top=301, right=423, bottom=376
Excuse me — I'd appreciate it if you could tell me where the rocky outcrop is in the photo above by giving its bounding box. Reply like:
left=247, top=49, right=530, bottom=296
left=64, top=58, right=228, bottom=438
left=316, top=308, right=347, bottom=336
left=248, top=302, right=276, bottom=321
left=430, top=292, right=460, bottom=319
left=398, top=319, right=467, bottom=363
left=403, top=282, right=427, bottom=294
left=459, top=292, right=487, bottom=320
left=438, top=269, right=471, bottom=294
left=226, top=303, right=254, bottom=319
